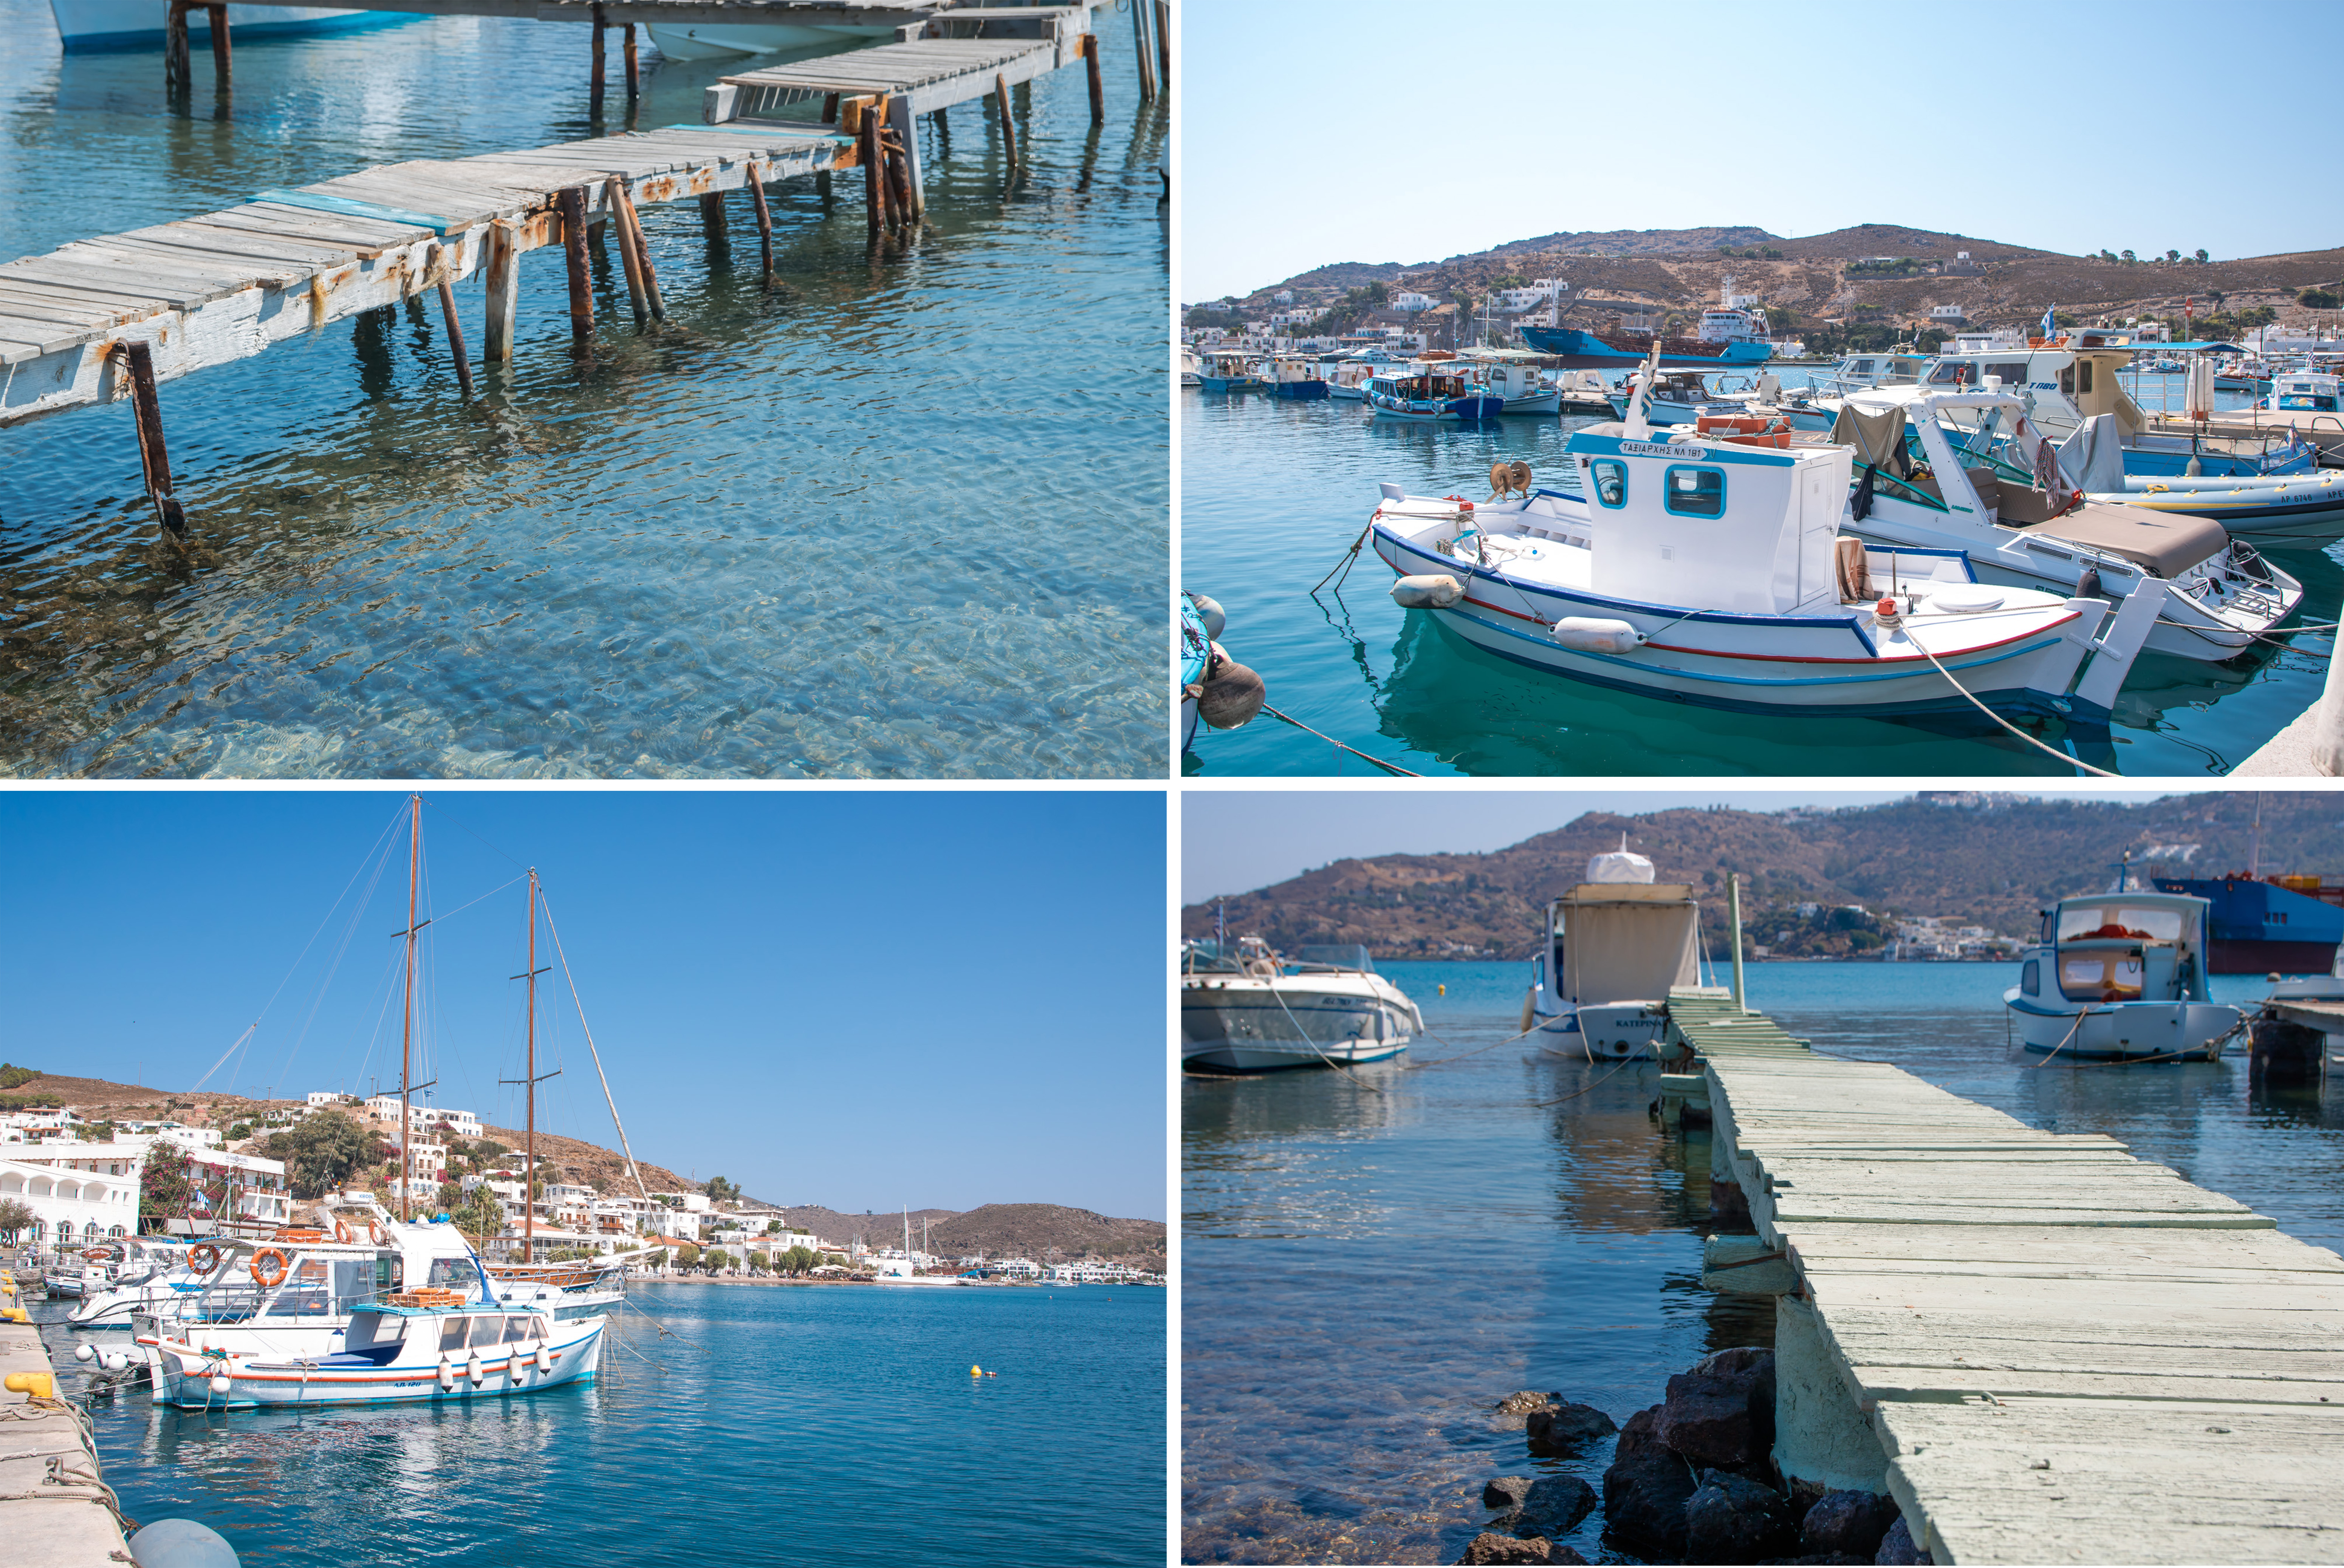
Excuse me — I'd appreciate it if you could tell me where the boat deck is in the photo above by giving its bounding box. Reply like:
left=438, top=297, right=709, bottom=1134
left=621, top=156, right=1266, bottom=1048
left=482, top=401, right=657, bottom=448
left=1691, top=999, right=2344, bottom=1563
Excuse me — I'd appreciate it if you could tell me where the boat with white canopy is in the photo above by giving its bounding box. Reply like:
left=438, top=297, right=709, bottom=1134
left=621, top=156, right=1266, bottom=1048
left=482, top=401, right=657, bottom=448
left=2004, top=882, right=2238, bottom=1062
left=1527, top=843, right=1703, bottom=1061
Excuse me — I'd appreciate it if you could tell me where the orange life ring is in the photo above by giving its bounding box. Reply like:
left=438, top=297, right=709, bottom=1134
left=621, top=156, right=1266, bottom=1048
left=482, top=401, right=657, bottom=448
left=84, top=1244, right=121, bottom=1264
left=368, top=1222, right=387, bottom=1247
left=333, top=1219, right=353, bottom=1246
left=249, top=1248, right=290, bottom=1289
left=188, top=1243, right=223, bottom=1275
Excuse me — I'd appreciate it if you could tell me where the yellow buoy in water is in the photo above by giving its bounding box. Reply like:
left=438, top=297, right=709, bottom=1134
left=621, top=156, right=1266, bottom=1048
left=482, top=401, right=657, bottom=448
left=1437, top=983, right=1446, bottom=995
left=970, top=1365, right=983, bottom=1376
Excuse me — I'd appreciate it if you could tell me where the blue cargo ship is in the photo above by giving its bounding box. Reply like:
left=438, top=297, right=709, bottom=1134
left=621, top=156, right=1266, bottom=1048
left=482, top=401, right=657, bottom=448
left=1518, top=326, right=1774, bottom=370
left=2149, top=874, right=2343, bottom=974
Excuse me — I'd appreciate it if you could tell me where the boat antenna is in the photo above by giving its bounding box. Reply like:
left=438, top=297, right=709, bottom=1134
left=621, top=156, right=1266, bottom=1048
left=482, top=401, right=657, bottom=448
left=395, top=793, right=427, bottom=1225
left=505, top=868, right=554, bottom=1265
left=2250, top=793, right=2263, bottom=879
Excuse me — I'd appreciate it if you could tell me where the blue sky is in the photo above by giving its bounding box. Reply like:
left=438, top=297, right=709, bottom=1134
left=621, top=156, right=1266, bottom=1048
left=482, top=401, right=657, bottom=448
left=1182, top=0, right=2337, bottom=302
left=1180, top=789, right=2178, bottom=905
left=1, top=790, right=1167, bottom=1221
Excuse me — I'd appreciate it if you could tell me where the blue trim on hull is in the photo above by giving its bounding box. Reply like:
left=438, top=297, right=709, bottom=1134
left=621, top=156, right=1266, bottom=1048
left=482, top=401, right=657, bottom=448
left=59, top=10, right=421, bottom=51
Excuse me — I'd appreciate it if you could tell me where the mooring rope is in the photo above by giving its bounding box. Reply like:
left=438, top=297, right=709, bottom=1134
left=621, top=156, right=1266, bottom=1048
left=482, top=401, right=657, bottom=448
left=1259, top=704, right=1421, bottom=777
left=1263, top=985, right=1389, bottom=1093
left=1903, top=631, right=2118, bottom=778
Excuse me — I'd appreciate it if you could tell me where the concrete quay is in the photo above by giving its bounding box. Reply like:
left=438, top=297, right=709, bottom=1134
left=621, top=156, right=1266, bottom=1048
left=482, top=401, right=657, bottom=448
left=0, top=1280, right=130, bottom=1568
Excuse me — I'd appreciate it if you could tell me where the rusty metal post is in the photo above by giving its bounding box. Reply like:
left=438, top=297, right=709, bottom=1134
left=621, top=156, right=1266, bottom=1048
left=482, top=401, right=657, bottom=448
left=482, top=220, right=520, bottom=361
left=590, top=4, right=606, bottom=113
left=993, top=73, right=1019, bottom=165
left=605, top=179, right=648, bottom=323
left=610, top=178, right=665, bottom=319
left=858, top=101, right=886, bottom=237
left=745, top=160, right=775, bottom=279
left=1082, top=32, right=1103, bottom=124
left=165, top=0, right=191, bottom=88
left=433, top=245, right=475, bottom=399
left=116, top=342, right=187, bottom=539
left=1155, top=0, right=1170, bottom=88
left=207, top=3, right=230, bottom=84
left=698, top=190, right=729, bottom=261
left=557, top=186, right=593, bottom=344
left=887, top=92, right=923, bottom=221
left=1130, top=0, right=1155, bottom=100
left=623, top=22, right=639, bottom=97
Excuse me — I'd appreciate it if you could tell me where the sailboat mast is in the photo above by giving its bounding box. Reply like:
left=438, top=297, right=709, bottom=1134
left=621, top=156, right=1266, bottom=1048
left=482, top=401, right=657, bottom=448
left=2251, top=794, right=2264, bottom=879
left=525, top=868, right=538, bottom=1265
left=400, top=793, right=419, bottom=1224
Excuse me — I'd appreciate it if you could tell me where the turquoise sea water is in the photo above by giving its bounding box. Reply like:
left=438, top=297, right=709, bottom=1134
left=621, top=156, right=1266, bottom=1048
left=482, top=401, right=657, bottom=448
left=0, top=5, right=1167, bottom=777
left=1179, top=374, right=2337, bottom=777
left=53, top=1281, right=1166, bottom=1565
left=1181, top=959, right=2344, bottom=1564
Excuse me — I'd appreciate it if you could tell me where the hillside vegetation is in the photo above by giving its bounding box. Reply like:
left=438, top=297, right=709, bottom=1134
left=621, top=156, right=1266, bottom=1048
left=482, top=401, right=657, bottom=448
left=1181, top=795, right=2344, bottom=960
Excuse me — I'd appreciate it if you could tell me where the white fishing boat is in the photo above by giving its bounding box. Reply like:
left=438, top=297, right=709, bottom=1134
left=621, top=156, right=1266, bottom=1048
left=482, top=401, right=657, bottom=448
left=46, top=0, right=410, bottom=50
left=1603, top=368, right=1755, bottom=426
left=67, top=1238, right=203, bottom=1329
left=1367, top=353, right=2161, bottom=729
left=1527, top=842, right=1702, bottom=1060
left=2004, top=885, right=2238, bottom=1062
left=1457, top=350, right=1562, bottom=415
left=1828, top=389, right=2304, bottom=660
left=150, top=1293, right=601, bottom=1410
left=642, top=18, right=892, bottom=60
left=1198, top=350, right=1265, bottom=394
left=1181, top=939, right=1421, bottom=1073
left=1325, top=351, right=1404, bottom=401
left=1180, top=347, right=1202, bottom=387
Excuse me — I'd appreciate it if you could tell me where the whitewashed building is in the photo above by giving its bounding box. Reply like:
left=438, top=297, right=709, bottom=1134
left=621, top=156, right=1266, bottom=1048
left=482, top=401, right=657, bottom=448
left=0, top=1156, right=138, bottom=1245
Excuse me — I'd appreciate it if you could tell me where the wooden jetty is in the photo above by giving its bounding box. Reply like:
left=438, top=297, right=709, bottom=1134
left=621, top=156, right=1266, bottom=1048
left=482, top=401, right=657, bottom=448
left=1, top=9, right=1125, bottom=535
left=1674, top=990, right=2344, bottom=1563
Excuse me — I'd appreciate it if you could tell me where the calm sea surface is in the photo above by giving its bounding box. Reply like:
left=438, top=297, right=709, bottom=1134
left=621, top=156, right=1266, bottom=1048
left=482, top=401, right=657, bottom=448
left=51, top=1281, right=1166, bottom=1565
left=0, top=5, right=1167, bottom=777
left=1180, top=374, right=2335, bottom=777
left=1181, top=959, right=2344, bottom=1564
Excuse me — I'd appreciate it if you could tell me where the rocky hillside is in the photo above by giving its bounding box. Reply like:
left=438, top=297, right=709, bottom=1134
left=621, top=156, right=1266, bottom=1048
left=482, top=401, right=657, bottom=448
left=1181, top=794, right=2344, bottom=959
left=733, top=1205, right=1164, bottom=1267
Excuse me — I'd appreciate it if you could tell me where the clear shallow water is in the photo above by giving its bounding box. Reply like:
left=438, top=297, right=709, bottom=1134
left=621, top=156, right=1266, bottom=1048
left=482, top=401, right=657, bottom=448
left=1179, top=375, right=2337, bottom=777
left=52, top=1282, right=1166, bottom=1565
left=1181, top=959, right=2344, bottom=1564
left=0, top=6, right=1168, bottom=777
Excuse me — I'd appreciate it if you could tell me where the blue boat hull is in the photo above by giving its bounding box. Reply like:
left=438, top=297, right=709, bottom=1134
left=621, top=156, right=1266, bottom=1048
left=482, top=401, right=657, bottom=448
left=1520, top=327, right=1773, bottom=371
left=1271, top=381, right=1329, bottom=400
left=2150, top=876, right=2343, bottom=973
left=56, top=6, right=420, bottom=51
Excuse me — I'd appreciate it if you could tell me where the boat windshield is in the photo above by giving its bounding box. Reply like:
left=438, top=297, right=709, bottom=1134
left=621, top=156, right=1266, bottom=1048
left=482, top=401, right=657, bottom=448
left=2058, top=904, right=2185, bottom=943
left=1292, top=944, right=1375, bottom=974
left=190, top=1249, right=396, bottom=1323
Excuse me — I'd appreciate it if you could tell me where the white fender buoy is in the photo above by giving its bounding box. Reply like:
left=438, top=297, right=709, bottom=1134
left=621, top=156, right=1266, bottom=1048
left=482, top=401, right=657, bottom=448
left=466, top=1351, right=484, bottom=1386
left=74, top=1343, right=95, bottom=1362
left=1389, top=574, right=1462, bottom=609
left=128, top=1517, right=240, bottom=1568
left=103, top=1352, right=130, bottom=1373
left=207, top=1374, right=231, bottom=1396
left=1189, top=593, right=1226, bottom=640
left=507, top=1353, right=526, bottom=1382
left=1548, top=617, right=1642, bottom=654
left=533, top=1342, right=551, bottom=1373
left=437, top=1358, right=455, bottom=1392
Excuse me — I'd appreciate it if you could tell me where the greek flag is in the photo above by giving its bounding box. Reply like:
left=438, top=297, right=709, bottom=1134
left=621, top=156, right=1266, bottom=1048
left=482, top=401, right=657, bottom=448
left=2041, top=304, right=2056, bottom=336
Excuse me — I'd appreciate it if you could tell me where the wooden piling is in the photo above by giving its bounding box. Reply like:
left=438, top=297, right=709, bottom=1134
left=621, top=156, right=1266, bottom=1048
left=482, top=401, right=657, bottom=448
left=604, top=179, right=649, bottom=323
left=165, top=0, right=190, bottom=88
left=993, top=73, right=1017, bottom=166
left=858, top=102, right=886, bottom=236
left=609, top=178, right=666, bottom=319
left=1082, top=33, right=1103, bottom=124
left=698, top=190, right=730, bottom=260
left=623, top=22, right=639, bottom=98
left=557, top=185, right=593, bottom=343
left=821, top=92, right=840, bottom=125
left=207, top=3, right=230, bottom=85
left=590, top=5, right=607, bottom=112
left=433, top=247, right=475, bottom=399
left=1155, top=0, right=1170, bottom=88
left=116, top=342, right=187, bottom=538
left=886, top=93, right=923, bottom=224
left=745, top=160, right=775, bottom=278
left=1130, top=0, right=1155, bottom=100
left=482, top=220, right=520, bottom=361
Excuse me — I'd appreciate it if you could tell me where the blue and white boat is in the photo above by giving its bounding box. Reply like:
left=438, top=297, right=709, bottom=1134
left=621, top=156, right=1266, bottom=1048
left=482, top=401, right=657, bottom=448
left=153, top=1297, right=602, bottom=1409
left=1458, top=351, right=1562, bottom=415
left=1181, top=939, right=1421, bottom=1073
left=1265, top=356, right=1328, bottom=400
left=1603, top=369, right=1763, bottom=426
left=1197, top=351, right=1265, bottom=394
left=2005, top=885, right=2238, bottom=1062
left=46, top=0, right=415, bottom=50
left=1363, top=368, right=1502, bottom=422
left=1367, top=353, right=2160, bottom=727
left=1180, top=594, right=1212, bottom=752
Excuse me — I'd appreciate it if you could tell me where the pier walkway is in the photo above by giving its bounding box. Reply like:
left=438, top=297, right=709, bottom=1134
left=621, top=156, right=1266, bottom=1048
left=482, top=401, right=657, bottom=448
left=0, top=1294, right=125, bottom=1565
left=1683, top=995, right=2344, bottom=1563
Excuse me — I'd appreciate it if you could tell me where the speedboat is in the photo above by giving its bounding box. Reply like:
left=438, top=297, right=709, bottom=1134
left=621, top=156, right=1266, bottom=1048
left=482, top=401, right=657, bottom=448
left=1830, top=388, right=2304, bottom=660
left=2005, top=886, right=2238, bottom=1061
left=1367, top=354, right=2160, bottom=729
left=1181, top=939, right=1421, bottom=1072
left=1528, top=842, right=1703, bottom=1060
left=68, top=1237, right=203, bottom=1328
left=151, top=1295, right=602, bottom=1409
left=46, top=0, right=412, bottom=49
left=1364, top=368, right=1503, bottom=422
left=643, top=18, right=892, bottom=59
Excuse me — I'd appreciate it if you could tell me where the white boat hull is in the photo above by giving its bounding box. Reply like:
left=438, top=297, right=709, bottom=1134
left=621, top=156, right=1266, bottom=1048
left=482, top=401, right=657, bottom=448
left=48, top=0, right=410, bottom=49
left=1181, top=982, right=1417, bottom=1073
left=2007, top=999, right=2238, bottom=1061
left=1532, top=1002, right=1672, bottom=1060
left=154, top=1321, right=603, bottom=1409
left=643, top=20, right=890, bottom=59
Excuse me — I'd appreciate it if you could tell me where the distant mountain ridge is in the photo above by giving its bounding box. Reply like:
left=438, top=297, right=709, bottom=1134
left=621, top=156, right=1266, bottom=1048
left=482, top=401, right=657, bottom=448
left=1181, top=794, right=2344, bottom=960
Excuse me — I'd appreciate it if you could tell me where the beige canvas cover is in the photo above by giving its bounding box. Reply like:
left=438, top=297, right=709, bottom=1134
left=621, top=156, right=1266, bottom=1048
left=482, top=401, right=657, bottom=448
left=1828, top=403, right=1912, bottom=476
left=1560, top=883, right=1701, bottom=1005
left=2035, top=499, right=2228, bottom=577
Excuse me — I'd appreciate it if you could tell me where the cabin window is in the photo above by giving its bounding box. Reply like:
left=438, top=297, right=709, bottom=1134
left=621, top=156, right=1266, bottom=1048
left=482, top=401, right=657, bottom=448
left=427, top=1257, right=475, bottom=1292
left=439, top=1316, right=470, bottom=1352
left=2058, top=367, right=2075, bottom=396
left=2077, top=361, right=2094, bottom=394
left=1588, top=459, right=1629, bottom=509
left=346, top=1312, right=406, bottom=1352
left=1927, top=362, right=1973, bottom=386
left=1850, top=359, right=1873, bottom=374
left=2021, top=959, right=2040, bottom=996
left=1663, top=466, right=1726, bottom=518
left=1986, top=362, right=2030, bottom=387
left=2060, top=954, right=2145, bottom=1003
left=2056, top=905, right=2184, bottom=943
left=502, top=1317, right=534, bottom=1344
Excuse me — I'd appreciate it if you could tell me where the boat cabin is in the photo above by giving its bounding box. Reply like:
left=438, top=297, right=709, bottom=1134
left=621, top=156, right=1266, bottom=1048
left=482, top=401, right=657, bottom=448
left=2273, top=372, right=2340, bottom=413
left=174, top=1231, right=484, bottom=1325
left=1368, top=373, right=1474, bottom=401
left=2029, top=892, right=2210, bottom=1005
left=336, top=1303, right=552, bottom=1366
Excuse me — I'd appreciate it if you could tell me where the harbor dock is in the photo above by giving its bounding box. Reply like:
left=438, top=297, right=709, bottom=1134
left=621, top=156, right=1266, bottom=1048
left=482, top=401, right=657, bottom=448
left=0, top=1301, right=128, bottom=1565
left=1678, top=991, right=2344, bottom=1563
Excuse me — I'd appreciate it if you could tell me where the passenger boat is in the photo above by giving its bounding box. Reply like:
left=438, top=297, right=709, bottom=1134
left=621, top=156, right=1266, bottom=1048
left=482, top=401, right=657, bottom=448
left=45, top=0, right=413, bottom=50
left=1527, top=843, right=1703, bottom=1060
left=1828, top=388, right=2304, bottom=660
left=2005, top=885, right=2238, bottom=1061
left=1197, top=351, right=1265, bottom=394
left=1181, top=939, right=1421, bottom=1072
left=151, top=1294, right=602, bottom=1410
left=1363, top=369, right=1503, bottom=422
left=1366, top=356, right=2161, bottom=727
left=1265, top=355, right=1329, bottom=400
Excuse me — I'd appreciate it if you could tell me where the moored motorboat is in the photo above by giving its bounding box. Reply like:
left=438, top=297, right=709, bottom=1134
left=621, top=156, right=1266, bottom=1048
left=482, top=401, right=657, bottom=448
left=1181, top=939, right=1421, bottom=1072
left=1528, top=843, right=1704, bottom=1060
left=1265, top=355, right=1329, bottom=400
left=1363, top=368, right=1502, bottom=422
left=2004, top=886, right=2239, bottom=1061
left=642, top=19, right=891, bottom=59
left=1519, top=324, right=1772, bottom=370
left=1198, top=350, right=1265, bottom=394
left=67, top=1238, right=203, bottom=1329
left=46, top=0, right=413, bottom=50
left=1457, top=351, right=1563, bottom=415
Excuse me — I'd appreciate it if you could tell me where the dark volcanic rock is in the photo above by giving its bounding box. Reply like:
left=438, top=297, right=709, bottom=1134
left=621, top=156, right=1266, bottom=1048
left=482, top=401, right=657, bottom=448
left=1599, top=1404, right=1696, bottom=1560
left=1455, top=1533, right=1587, bottom=1565
left=1483, top=1476, right=1535, bottom=1510
left=1874, top=1516, right=1932, bottom=1565
left=1801, top=1491, right=1903, bottom=1559
left=1513, top=1475, right=1596, bottom=1539
left=1658, top=1346, right=1776, bottom=1468
left=1685, top=1468, right=1796, bottom=1564
left=1496, top=1390, right=1560, bottom=1416
left=1527, top=1401, right=1618, bottom=1454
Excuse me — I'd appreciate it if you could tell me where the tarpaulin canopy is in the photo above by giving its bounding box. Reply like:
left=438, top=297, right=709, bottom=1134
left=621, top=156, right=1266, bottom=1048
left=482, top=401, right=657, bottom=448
left=1560, top=885, right=1700, bottom=1006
